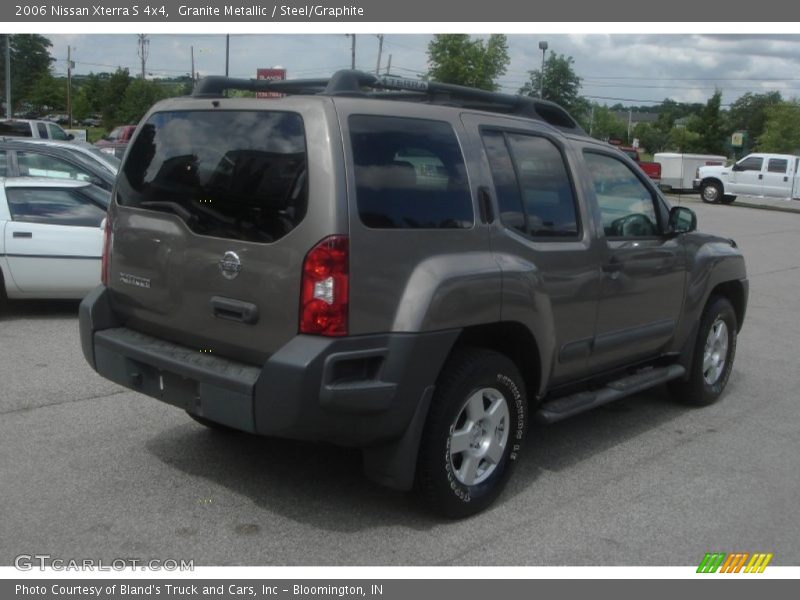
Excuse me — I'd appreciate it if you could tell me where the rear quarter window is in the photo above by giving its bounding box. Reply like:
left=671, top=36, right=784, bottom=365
left=349, top=115, right=473, bottom=229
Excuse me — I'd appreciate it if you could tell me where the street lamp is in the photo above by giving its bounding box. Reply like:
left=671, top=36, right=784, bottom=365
left=538, top=40, right=548, bottom=99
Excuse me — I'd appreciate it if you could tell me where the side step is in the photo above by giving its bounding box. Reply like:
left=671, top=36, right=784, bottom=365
left=534, top=364, right=685, bottom=424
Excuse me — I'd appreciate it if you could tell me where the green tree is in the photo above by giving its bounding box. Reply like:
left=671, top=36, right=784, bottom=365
left=118, top=79, right=178, bottom=124
left=588, top=104, right=627, bottom=141
left=667, top=125, right=700, bottom=153
left=758, top=101, right=800, bottom=153
left=426, top=34, right=510, bottom=91
left=634, top=122, right=670, bottom=155
left=0, top=34, right=54, bottom=112
left=101, top=67, right=132, bottom=127
left=687, top=91, right=726, bottom=155
left=726, top=91, right=783, bottom=150
left=28, top=72, right=67, bottom=112
left=519, top=53, right=585, bottom=117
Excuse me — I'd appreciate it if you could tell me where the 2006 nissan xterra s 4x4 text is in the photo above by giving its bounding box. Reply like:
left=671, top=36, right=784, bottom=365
left=79, top=70, right=748, bottom=518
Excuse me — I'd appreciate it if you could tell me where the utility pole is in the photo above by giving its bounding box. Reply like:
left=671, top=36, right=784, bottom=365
left=375, top=34, right=384, bottom=75
left=589, top=104, right=594, bottom=137
left=67, top=45, right=73, bottom=128
left=346, top=34, right=356, bottom=69
left=225, top=34, right=230, bottom=77
left=627, top=108, right=633, bottom=143
left=5, top=35, right=11, bottom=119
left=190, top=45, right=195, bottom=85
left=538, top=40, right=548, bottom=99
left=137, top=34, right=149, bottom=80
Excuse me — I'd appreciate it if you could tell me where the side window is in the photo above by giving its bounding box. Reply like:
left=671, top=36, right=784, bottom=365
left=350, top=115, right=473, bottom=229
left=37, top=122, right=48, bottom=138
left=583, top=151, right=659, bottom=238
left=48, top=124, right=70, bottom=141
left=482, top=130, right=579, bottom=238
left=0, top=150, right=7, bottom=177
left=737, top=156, right=763, bottom=171
left=17, top=151, right=94, bottom=183
left=768, top=158, right=788, bottom=174
left=6, top=187, right=106, bottom=227
left=481, top=130, right=526, bottom=233
left=505, top=134, right=579, bottom=237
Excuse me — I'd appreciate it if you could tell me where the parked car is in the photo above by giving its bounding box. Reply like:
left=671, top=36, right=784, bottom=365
left=695, top=153, right=800, bottom=203
left=0, top=119, right=74, bottom=141
left=616, top=145, right=662, bottom=183
left=0, top=138, right=118, bottom=191
left=79, top=70, right=748, bottom=518
left=0, top=178, right=109, bottom=304
left=94, top=125, right=137, bottom=158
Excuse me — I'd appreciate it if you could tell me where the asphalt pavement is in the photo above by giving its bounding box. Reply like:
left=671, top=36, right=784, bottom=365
left=1, top=201, right=798, bottom=566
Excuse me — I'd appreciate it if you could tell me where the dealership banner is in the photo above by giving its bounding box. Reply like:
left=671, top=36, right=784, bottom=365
left=4, top=579, right=800, bottom=599
left=2, top=0, right=800, bottom=22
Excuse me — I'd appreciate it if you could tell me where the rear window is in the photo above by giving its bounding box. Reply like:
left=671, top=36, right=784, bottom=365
left=349, top=115, right=473, bottom=229
left=117, top=110, right=307, bottom=243
left=0, top=121, right=32, bottom=137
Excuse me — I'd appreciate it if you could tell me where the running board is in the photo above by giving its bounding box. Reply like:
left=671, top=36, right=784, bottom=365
left=534, top=364, right=686, bottom=424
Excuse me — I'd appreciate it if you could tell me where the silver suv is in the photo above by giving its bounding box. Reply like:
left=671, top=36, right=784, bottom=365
left=79, top=71, right=748, bottom=518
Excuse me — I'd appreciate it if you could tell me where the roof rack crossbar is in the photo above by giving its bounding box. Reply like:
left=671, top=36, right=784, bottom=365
left=191, top=70, right=585, bottom=134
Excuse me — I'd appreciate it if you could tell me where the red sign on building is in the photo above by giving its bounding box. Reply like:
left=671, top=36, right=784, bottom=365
left=256, top=68, right=287, bottom=98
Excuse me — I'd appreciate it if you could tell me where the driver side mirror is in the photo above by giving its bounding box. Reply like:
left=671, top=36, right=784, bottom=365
left=668, top=206, right=697, bottom=234
left=731, top=163, right=744, bottom=172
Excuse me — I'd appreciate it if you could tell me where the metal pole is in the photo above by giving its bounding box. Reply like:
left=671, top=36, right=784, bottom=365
left=5, top=34, right=11, bottom=119
left=191, top=45, right=195, bottom=84
left=538, top=40, right=548, bottom=99
left=67, top=45, right=72, bottom=128
left=225, top=35, right=230, bottom=77
left=375, top=34, right=384, bottom=75
left=348, top=34, right=356, bottom=70
left=589, top=105, right=594, bottom=137
left=628, top=109, right=633, bottom=143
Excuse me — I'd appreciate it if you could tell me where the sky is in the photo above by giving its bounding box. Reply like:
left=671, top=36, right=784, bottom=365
left=45, top=33, right=800, bottom=107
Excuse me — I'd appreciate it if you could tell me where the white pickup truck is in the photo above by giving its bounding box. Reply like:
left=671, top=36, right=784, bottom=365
left=694, top=153, right=800, bottom=203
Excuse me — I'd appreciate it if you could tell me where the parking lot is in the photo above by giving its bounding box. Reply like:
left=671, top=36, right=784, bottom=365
left=1, top=198, right=798, bottom=566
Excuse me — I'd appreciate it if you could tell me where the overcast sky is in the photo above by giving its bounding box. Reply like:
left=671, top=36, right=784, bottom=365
left=45, top=33, right=800, bottom=107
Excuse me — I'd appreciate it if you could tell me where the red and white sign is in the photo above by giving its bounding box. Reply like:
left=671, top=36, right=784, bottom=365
left=256, top=68, right=287, bottom=98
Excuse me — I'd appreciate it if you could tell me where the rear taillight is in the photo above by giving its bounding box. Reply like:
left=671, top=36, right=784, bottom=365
left=101, top=216, right=112, bottom=286
left=300, top=235, right=349, bottom=336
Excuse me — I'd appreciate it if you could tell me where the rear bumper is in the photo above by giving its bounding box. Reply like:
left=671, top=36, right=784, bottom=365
left=79, top=286, right=458, bottom=449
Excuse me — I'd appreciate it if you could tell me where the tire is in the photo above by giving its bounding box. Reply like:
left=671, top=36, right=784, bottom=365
left=720, top=195, right=737, bottom=204
left=0, top=269, right=8, bottom=313
left=700, top=181, right=723, bottom=204
left=416, top=348, right=527, bottom=519
left=186, top=412, right=238, bottom=432
left=669, top=296, right=737, bottom=406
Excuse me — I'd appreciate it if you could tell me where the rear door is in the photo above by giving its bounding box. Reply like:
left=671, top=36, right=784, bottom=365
left=3, top=183, right=105, bottom=295
left=461, top=114, right=602, bottom=384
left=108, top=100, right=343, bottom=365
left=762, top=157, right=792, bottom=198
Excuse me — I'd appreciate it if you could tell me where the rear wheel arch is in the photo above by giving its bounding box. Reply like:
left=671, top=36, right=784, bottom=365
left=451, top=321, right=542, bottom=400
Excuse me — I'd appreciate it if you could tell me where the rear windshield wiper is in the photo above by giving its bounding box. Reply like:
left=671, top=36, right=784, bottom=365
left=139, top=201, right=195, bottom=222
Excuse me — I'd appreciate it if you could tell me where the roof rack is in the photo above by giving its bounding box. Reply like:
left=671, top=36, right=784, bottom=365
left=192, top=69, right=586, bottom=135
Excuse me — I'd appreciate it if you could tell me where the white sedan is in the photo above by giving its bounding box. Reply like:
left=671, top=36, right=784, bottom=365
left=0, top=177, right=109, bottom=302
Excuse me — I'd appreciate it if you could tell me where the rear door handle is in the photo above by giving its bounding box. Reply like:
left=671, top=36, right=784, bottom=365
left=210, top=296, right=259, bottom=324
left=758, top=174, right=763, bottom=180
left=478, top=186, right=495, bottom=224
left=12, top=231, right=32, bottom=238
